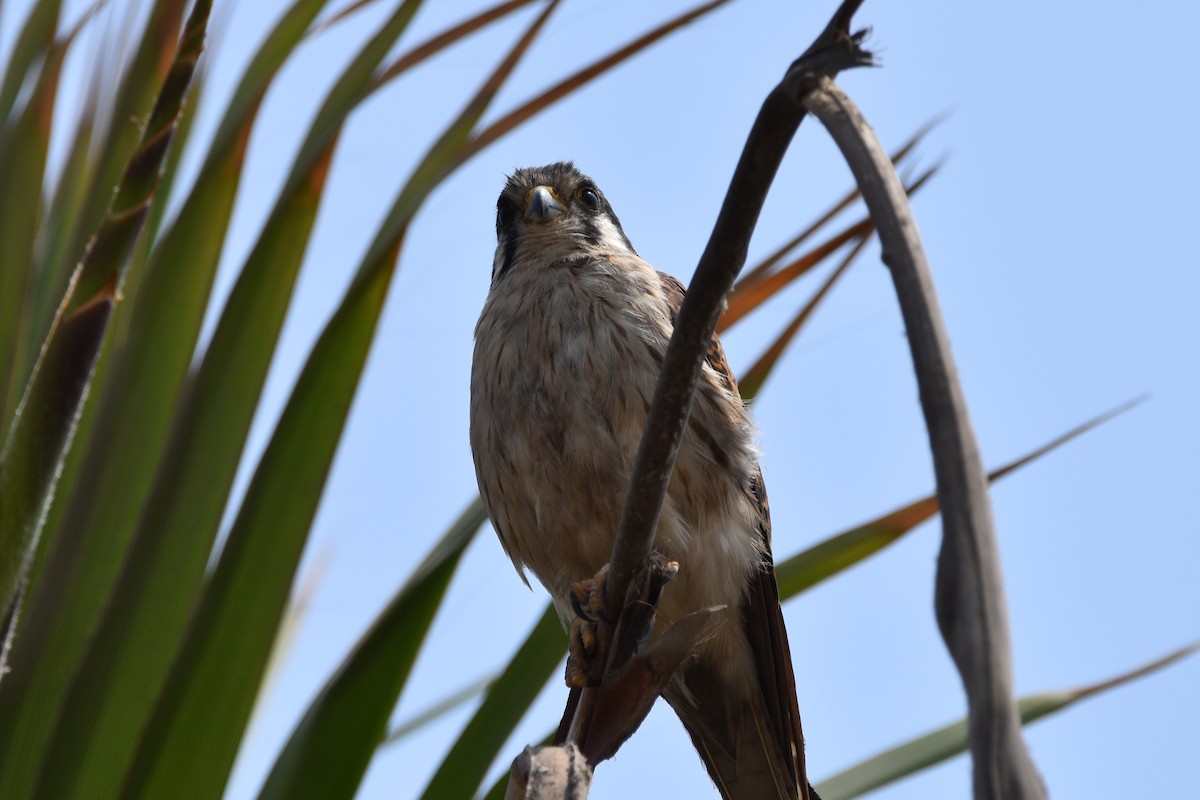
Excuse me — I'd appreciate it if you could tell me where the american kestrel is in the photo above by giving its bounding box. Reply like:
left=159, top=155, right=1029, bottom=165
left=470, top=162, right=816, bottom=800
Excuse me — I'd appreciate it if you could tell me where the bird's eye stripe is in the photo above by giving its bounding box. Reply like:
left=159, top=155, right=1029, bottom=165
left=496, top=200, right=517, bottom=231
left=494, top=230, right=519, bottom=281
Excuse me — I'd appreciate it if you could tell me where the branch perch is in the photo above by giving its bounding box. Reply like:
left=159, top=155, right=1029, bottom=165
left=601, top=0, right=872, bottom=629
left=504, top=2, right=877, bottom=795
left=801, top=80, right=1046, bottom=798
left=554, top=0, right=873, bottom=779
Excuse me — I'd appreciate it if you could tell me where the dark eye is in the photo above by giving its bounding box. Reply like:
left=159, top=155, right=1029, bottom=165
left=577, top=186, right=599, bottom=210
left=496, top=200, right=515, bottom=232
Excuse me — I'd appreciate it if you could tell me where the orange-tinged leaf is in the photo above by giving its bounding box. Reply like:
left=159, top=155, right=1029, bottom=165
left=307, top=0, right=381, bottom=37
left=721, top=162, right=941, bottom=334
left=735, top=116, right=943, bottom=291
left=815, top=641, right=1197, bottom=799
left=775, top=397, right=1146, bottom=599
left=374, top=0, right=543, bottom=85
left=739, top=234, right=870, bottom=401
left=723, top=216, right=872, bottom=333
left=459, top=0, right=733, bottom=164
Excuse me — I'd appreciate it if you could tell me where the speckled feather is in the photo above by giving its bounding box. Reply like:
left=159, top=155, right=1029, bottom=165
left=469, top=163, right=813, bottom=800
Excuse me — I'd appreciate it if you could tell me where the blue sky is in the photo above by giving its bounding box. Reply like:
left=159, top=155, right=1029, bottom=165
left=7, top=1, right=1198, bottom=797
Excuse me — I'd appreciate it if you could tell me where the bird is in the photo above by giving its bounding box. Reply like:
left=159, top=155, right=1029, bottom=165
left=470, top=162, right=816, bottom=800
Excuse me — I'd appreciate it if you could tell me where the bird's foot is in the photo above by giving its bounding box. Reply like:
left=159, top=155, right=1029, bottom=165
left=563, top=554, right=680, bottom=687
left=566, top=563, right=612, bottom=688
left=570, top=563, right=610, bottom=624
left=565, top=616, right=600, bottom=688
left=610, top=553, right=678, bottom=660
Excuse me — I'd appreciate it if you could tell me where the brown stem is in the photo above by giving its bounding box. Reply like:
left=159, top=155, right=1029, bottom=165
left=802, top=79, right=1046, bottom=799
left=561, top=0, right=873, bottom=781
left=601, top=0, right=872, bottom=640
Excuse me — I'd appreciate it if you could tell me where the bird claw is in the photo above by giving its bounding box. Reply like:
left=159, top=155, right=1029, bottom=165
left=564, top=554, right=682, bottom=690
left=570, top=563, right=611, bottom=624
left=566, top=616, right=601, bottom=688
left=566, top=563, right=612, bottom=688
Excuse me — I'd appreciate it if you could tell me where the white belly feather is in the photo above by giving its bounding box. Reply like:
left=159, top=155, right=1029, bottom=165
left=470, top=254, right=765, bottom=676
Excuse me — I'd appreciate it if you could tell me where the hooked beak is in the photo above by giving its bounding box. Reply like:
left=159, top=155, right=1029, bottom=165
left=524, top=185, right=565, bottom=223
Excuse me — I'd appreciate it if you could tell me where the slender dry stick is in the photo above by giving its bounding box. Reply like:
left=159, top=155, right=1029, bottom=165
left=561, top=0, right=874, bottom=774
left=508, top=2, right=876, bottom=793
left=601, top=0, right=871, bottom=640
left=802, top=79, right=1046, bottom=799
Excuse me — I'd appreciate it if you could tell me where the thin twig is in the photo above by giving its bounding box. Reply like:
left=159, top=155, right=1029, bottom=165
left=802, top=79, right=1046, bottom=799
left=601, top=0, right=872, bottom=634
left=562, top=0, right=874, bottom=776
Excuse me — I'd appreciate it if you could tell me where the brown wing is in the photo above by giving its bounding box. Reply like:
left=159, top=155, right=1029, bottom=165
left=658, top=271, right=816, bottom=800
left=744, top=473, right=816, bottom=800
left=657, top=271, right=739, bottom=397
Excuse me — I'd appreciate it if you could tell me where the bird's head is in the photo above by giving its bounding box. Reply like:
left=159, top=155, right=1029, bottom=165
left=492, top=162, right=635, bottom=282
